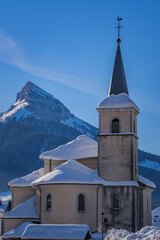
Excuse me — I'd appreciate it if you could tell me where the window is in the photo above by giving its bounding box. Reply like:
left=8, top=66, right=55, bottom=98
left=111, top=118, right=119, bottom=133
left=133, top=121, right=136, bottom=133
left=112, top=194, right=119, bottom=209
left=46, top=194, right=51, bottom=211
left=78, top=194, right=85, bottom=212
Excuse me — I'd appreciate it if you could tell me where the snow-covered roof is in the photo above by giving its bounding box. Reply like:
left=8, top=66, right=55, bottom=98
left=97, top=93, right=140, bottom=112
left=32, top=159, right=139, bottom=188
left=2, top=222, right=33, bottom=239
left=32, top=159, right=103, bottom=186
left=40, top=135, right=98, bottom=161
left=138, top=175, right=156, bottom=189
left=22, top=224, right=91, bottom=240
left=152, top=207, right=160, bottom=226
left=152, top=207, right=160, bottom=215
left=3, top=196, right=39, bottom=219
left=8, top=168, right=44, bottom=187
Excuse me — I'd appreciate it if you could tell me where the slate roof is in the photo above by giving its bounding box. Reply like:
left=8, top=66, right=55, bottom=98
left=109, top=43, right=128, bottom=96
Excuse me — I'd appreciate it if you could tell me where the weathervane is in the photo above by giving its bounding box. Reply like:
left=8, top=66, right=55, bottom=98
left=115, top=17, right=123, bottom=44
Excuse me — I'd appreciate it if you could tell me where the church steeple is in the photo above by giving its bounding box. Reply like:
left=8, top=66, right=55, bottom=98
left=108, top=17, right=128, bottom=96
left=108, top=43, right=128, bottom=96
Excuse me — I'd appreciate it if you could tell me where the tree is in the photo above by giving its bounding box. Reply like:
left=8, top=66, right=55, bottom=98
left=6, top=199, right=11, bottom=212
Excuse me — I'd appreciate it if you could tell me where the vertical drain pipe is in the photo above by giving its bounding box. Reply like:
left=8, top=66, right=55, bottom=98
left=96, top=185, right=101, bottom=229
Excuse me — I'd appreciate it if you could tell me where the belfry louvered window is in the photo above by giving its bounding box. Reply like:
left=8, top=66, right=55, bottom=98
left=46, top=194, right=51, bottom=211
left=78, top=194, right=85, bottom=212
left=111, top=118, right=120, bottom=133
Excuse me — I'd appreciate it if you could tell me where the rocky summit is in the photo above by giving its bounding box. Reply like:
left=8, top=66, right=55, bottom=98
left=0, top=81, right=97, bottom=138
left=0, top=81, right=98, bottom=191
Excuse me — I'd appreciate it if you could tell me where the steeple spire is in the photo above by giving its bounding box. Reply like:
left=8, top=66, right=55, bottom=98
left=108, top=17, right=128, bottom=96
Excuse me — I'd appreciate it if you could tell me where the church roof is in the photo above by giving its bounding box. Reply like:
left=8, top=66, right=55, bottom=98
left=8, top=168, right=44, bottom=187
left=40, top=135, right=98, bottom=161
left=2, top=222, right=33, bottom=239
left=109, top=43, right=128, bottom=96
left=21, top=224, right=91, bottom=240
left=32, top=159, right=103, bottom=186
left=3, top=196, right=39, bottom=219
left=138, top=175, right=156, bottom=189
left=32, top=159, right=139, bottom=187
left=98, top=93, right=140, bottom=112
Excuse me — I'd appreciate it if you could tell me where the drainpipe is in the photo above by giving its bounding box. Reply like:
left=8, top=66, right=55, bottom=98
left=96, top=185, right=101, bottom=229
left=49, top=159, right=51, bottom=172
left=37, top=185, right=41, bottom=222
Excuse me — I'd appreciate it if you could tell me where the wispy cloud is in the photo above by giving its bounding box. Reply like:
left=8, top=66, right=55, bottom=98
left=0, top=29, right=97, bottom=96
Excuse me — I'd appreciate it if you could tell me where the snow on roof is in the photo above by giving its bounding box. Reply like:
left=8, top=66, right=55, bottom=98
left=40, top=135, right=98, bottom=161
left=32, top=159, right=103, bottom=186
left=3, top=196, right=39, bottom=219
left=152, top=207, right=160, bottom=215
left=22, top=224, right=91, bottom=240
left=8, top=168, right=44, bottom=187
left=152, top=207, right=160, bottom=226
left=2, top=222, right=33, bottom=239
left=138, top=175, right=156, bottom=189
left=32, top=159, right=139, bottom=187
left=97, top=93, right=140, bottom=112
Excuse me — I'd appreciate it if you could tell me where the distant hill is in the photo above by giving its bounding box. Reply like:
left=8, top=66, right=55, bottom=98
left=0, top=81, right=159, bottom=209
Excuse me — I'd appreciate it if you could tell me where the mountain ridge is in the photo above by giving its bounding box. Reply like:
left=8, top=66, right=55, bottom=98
left=0, top=81, right=97, bottom=139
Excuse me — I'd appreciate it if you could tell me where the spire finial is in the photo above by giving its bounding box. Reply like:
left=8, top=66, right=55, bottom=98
left=115, top=17, right=123, bottom=44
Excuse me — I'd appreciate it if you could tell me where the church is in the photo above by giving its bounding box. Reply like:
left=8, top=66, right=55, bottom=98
left=1, top=33, right=156, bottom=238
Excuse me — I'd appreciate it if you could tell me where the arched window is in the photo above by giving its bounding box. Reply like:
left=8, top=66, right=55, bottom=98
left=46, top=194, right=51, bottom=211
left=112, top=194, right=119, bottom=209
left=78, top=194, right=85, bottom=212
left=111, top=118, right=119, bottom=133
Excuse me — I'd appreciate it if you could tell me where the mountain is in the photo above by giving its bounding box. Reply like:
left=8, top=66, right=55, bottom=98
left=0, top=81, right=98, bottom=191
left=0, top=81, right=160, bottom=210
left=138, top=150, right=160, bottom=210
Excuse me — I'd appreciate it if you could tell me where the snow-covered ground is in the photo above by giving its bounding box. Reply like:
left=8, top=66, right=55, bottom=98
left=105, top=226, right=160, bottom=240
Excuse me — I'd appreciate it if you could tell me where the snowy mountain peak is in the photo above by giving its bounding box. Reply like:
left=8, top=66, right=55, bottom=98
left=16, top=81, right=54, bottom=102
left=0, top=82, right=97, bottom=139
left=0, top=81, right=72, bottom=123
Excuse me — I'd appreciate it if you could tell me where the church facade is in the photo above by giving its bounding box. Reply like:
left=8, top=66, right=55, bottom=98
left=2, top=39, right=156, bottom=237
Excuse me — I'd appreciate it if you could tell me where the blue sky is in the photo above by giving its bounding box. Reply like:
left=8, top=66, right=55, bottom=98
left=0, top=0, right=160, bottom=155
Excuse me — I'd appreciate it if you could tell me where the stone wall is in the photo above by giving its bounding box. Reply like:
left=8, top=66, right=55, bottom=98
left=10, top=187, right=35, bottom=209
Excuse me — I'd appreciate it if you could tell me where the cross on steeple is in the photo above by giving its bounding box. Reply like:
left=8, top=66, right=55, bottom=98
left=108, top=17, right=128, bottom=96
left=115, top=17, right=123, bottom=44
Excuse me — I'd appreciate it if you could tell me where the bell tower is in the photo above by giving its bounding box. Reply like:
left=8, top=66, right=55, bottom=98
left=97, top=23, right=140, bottom=182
